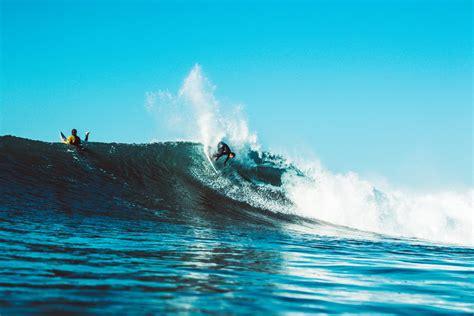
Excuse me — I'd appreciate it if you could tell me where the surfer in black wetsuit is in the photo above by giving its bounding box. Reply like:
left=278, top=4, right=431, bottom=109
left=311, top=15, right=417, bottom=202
left=213, top=142, right=236, bottom=165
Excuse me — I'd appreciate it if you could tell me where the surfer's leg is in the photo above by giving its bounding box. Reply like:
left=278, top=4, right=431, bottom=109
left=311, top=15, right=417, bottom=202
left=213, top=148, right=224, bottom=160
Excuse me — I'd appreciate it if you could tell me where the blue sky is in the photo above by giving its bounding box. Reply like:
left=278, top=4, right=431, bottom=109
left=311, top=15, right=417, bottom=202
left=1, top=0, right=472, bottom=189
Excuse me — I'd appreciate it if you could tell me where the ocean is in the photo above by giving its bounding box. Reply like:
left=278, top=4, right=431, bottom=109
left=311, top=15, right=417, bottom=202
left=0, top=136, right=473, bottom=314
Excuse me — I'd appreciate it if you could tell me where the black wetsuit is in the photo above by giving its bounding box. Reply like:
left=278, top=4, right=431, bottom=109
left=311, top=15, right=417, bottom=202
left=213, top=142, right=232, bottom=165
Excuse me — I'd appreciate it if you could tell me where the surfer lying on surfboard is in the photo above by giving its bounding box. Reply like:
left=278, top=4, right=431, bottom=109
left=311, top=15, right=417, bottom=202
left=213, top=142, right=236, bottom=165
left=61, top=129, right=90, bottom=147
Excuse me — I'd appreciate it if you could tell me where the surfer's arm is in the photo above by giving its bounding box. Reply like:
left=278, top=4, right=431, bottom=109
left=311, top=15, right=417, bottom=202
left=224, top=154, right=231, bottom=165
left=85, top=131, right=90, bottom=142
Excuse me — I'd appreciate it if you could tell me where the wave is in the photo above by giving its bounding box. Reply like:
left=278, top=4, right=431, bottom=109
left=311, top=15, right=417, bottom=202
left=1, top=135, right=472, bottom=246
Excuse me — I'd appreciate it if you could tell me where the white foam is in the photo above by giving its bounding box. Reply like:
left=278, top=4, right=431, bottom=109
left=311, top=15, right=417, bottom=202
left=282, top=162, right=474, bottom=246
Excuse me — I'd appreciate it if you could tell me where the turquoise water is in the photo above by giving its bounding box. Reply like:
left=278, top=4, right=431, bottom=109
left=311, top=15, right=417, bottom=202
left=1, top=208, right=473, bottom=314
left=0, top=137, right=473, bottom=314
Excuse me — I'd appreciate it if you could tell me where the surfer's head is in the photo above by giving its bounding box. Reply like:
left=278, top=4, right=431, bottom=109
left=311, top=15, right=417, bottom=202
left=229, top=152, right=236, bottom=159
left=71, top=129, right=77, bottom=136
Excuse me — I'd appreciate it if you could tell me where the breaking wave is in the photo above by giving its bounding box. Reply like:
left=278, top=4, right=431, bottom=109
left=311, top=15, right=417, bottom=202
left=0, top=135, right=471, bottom=246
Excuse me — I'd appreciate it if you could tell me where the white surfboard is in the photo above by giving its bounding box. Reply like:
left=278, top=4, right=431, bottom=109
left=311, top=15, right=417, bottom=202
left=60, top=131, right=67, bottom=143
left=204, top=147, right=218, bottom=174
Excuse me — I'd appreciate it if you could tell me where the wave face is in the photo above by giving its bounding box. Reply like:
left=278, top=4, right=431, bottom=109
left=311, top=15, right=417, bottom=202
left=0, top=136, right=300, bottom=225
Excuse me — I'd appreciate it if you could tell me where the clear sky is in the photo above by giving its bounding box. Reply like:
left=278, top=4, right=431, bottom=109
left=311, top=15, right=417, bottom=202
left=1, top=0, right=472, bottom=190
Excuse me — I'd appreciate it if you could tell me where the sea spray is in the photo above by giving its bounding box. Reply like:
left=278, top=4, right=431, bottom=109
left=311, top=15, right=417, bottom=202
left=146, top=64, right=258, bottom=154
